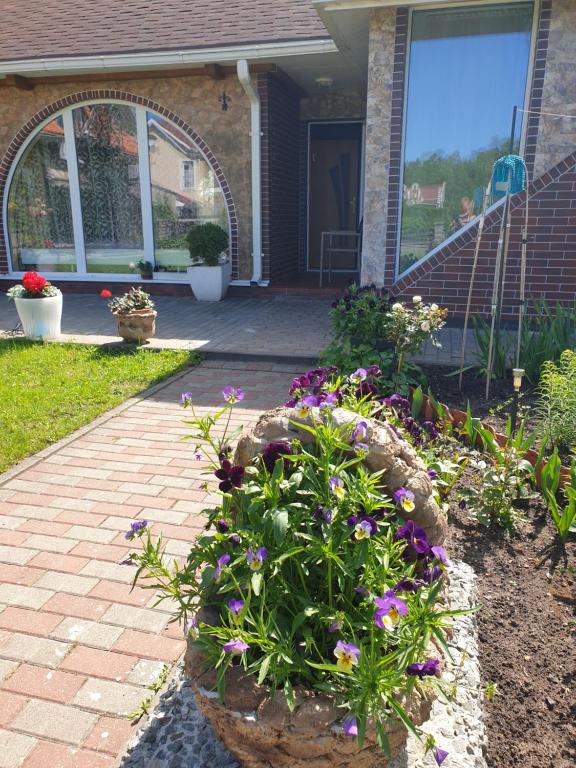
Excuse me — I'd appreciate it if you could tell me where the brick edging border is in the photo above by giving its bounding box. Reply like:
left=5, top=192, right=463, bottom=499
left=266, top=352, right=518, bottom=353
left=0, top=90, right=239, bottom=277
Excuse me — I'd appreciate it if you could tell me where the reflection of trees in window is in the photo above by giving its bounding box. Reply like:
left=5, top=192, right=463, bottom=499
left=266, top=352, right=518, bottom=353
left=73, top=105, right=142, bottom=249
left=7, top=117, right=74, bottom=268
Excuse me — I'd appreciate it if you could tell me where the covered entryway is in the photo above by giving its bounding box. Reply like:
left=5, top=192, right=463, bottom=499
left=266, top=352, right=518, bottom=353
left=307, top=121, right=364, bottom=278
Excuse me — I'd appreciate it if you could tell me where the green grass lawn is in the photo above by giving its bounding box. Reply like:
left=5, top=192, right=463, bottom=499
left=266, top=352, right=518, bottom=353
left=0, top=339, right=200, bottom=473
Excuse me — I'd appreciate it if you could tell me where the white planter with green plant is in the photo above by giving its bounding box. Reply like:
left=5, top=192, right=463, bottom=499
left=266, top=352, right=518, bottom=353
left=186, top=223, right=231, bottom=301
left=7, top=272, right=62, bottom=340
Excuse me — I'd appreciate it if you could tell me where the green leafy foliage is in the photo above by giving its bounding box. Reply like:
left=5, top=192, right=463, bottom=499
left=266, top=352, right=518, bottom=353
left=540, top=449, right=576, bottom=542
left=108, top=286, right=155, bottom=314
left=538, top=349, right=576, bottom=450
left=187, top=222, right=229, bottom=267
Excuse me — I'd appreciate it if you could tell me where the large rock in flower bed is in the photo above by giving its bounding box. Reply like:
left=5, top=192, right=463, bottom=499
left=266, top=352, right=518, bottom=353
left=186, top=640, right=433, bottom=768
left=235, top=406, right=447, bottom=545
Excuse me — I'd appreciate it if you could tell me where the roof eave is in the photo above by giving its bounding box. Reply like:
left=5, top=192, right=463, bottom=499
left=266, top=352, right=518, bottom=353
left=0, top=38, right=337, bottom=77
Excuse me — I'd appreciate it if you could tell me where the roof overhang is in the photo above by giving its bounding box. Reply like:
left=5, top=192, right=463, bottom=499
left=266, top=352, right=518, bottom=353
left=315, top=0, right=465, bottom=8
left=0, top=38, right=337, bottom=78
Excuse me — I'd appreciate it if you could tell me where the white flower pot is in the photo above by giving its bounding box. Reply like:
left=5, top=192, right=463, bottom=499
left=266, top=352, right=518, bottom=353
left=187, top=262, right=232, bottom=302
left=14, top=291, right=63, bottom=340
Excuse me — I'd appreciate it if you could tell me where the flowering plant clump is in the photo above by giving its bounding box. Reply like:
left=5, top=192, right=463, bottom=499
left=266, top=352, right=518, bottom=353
left=105, top=286, right=155, bottom=314
left=127, top=384, right=457, bottom=762
left=385, top=297, right=448, bottom=356
left=6, top=271, right=59, bottom=299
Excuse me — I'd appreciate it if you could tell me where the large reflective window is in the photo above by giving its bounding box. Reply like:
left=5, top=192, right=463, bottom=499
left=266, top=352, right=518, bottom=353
left=7, top=116, right=76, bottom=272
left=399, top=3, right=533, bottom=275
left=147, top=113, right=228, bottom=273
left=73, top=104, right=144, bottom=273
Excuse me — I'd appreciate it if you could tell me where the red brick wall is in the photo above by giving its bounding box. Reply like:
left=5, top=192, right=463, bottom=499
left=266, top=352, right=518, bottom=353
left=392, top=151, right=576, bottom=320
left=258, top=73, right=301, bottom=284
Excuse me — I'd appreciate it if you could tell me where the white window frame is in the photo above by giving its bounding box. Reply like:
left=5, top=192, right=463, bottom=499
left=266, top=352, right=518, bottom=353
left=2, top=99, right=231, bottom=282
left=395, top=0, right=540, bottom=281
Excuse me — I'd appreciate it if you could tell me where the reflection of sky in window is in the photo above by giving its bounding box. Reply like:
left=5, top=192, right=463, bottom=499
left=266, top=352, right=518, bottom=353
left=405, top=30, right=531, bottom=162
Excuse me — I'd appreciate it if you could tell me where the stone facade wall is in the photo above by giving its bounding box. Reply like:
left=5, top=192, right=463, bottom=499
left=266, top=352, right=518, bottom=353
left=0, top=74, right=254, bottom=278
left=533, top=0, right=576, bottom=178
left=360, top=7, right=398, bottom=287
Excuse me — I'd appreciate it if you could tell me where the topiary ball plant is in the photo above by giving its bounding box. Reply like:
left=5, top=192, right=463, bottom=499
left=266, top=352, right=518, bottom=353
left=187, top=223, right=229, bottom=267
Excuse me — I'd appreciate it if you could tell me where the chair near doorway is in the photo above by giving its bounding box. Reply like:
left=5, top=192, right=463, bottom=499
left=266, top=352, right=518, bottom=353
left=319, top=227, right=362, bottom=288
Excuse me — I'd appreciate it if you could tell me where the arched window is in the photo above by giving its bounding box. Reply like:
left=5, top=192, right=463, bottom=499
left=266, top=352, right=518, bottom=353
left=5, top=102, right=229, bottom=275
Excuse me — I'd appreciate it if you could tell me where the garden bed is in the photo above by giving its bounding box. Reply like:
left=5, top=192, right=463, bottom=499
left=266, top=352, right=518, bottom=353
left=446, top=472, right=575, bottom=768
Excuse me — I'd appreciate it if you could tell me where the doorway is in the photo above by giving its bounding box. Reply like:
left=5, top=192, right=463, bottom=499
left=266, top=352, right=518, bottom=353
left=307, top=121, right=364, bottom=272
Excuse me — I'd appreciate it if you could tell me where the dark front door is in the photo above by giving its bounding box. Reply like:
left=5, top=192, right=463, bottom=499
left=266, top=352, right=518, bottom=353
left=308, top=122, right=363, bottom=271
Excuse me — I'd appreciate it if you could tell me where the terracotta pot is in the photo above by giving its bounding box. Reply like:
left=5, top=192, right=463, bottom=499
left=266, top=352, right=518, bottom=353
left=114, top=309, right=157, bottom=343
left=185, top=638, right=432, bottom=768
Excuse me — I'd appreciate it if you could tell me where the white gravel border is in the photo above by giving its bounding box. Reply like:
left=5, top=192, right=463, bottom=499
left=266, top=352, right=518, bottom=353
left=120, top=559, right=487, bottom=768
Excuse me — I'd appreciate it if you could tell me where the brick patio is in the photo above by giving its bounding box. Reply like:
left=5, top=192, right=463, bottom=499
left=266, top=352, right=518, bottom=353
left=0, top=292, right=478, bottom=366
left=0, top=359, right=301, bottom=767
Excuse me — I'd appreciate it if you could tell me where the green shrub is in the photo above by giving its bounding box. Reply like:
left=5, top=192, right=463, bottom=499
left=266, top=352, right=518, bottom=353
left=187, top=222, right=229, bottom=267
left=538, top=349, right=576, bottom=450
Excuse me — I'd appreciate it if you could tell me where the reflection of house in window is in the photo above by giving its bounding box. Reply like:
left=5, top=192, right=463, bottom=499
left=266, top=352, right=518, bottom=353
left=403, top=182, right=446, bottom=208
left=181, top=160, right=196, bottom=191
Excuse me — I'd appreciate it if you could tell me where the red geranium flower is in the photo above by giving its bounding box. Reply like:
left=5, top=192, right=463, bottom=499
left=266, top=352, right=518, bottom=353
left=100, top=289, right=112, bottom=298
left=22, top=271, right=47, bottom=295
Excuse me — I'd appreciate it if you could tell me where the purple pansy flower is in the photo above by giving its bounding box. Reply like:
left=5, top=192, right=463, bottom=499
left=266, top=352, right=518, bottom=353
left=214, top=553, right=231, bottom=582
left=334, top=640, right=360, bottom=672
left=354, top=586, right=369, bottom=596
left=214, top=460, right=245, bottom=493
left=295, top=394, right=319, bottom=417
left=328, top=619, right=342, bottom=633
left=351, top=421, right=368, bottom=443
left=433, top=747, right=449, bottom=766
left=180, top=391, right=193, bottom=406
left=353, top=516, right=378, bottom=541
left=396, top=519, right=431, bottom=556
left=427, top=468, right=438, bottom=480
left=262, top=441, right=293, bottom=474
left=120, top=558, right=135, bottom=566
left=393, top=487, right=416, bottom=513
left=228, top=598, right=245, bottom=616
left=343, top=716, right=358, bottom=737
left=431, top=545, right=451, bottom=567
left=329, top=475, right=345, bottom=499
left=183, top=615, right=199, bottom=640
left=319, top=392, right=338, bottom=411
left=349, top=368, right=367, bottom=384
left=407, top=659, right=441, bottom=678
left=374, top=590, right=408, bottom=630
left=222, top=386, right=245, bottom=404
left=216, top=519, right=230, bottom=534
left=423, top=565, right=442, bottom=583
left=246, top=547, right=268, bottom=571
left=393, top=578, right=421, bottom=593
left=229, top=533, right=241, bottom=547
left=194, top=449, right=203, bottom=461
left=223, top=638, right=249, bottom=654
left=125, top=520, right=148, bottom=541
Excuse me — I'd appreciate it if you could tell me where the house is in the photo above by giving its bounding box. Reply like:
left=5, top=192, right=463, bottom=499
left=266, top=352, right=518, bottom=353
left=0, top=0, right=573, bottom=318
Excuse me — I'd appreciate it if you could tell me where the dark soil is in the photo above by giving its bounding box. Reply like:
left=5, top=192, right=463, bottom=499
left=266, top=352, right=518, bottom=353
left=447, top=480, right=576, bottom=768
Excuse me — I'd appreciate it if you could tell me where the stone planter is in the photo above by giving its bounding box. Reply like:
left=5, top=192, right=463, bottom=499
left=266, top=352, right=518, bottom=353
left=187, top=262, right=232, bottom=302
left=114, top=309, right=157, bottom=343
left=14, top=291, right=62, bottom=340
left=186, top=641, right=432, bottom=768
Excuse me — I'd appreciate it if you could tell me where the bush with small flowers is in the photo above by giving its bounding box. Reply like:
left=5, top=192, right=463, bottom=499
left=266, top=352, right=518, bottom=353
left=126, top=382, right=455, bottom=764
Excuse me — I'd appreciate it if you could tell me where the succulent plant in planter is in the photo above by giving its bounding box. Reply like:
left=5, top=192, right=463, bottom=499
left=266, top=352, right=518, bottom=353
left=126, top=376, right=455, bottom=768
left=137, top=259, right=154, bottom=280
left=6, top=271, right=62, bottom=340
left=103, top=286, right=157, bottom=343
left=186, top=222, right=230, bottom=301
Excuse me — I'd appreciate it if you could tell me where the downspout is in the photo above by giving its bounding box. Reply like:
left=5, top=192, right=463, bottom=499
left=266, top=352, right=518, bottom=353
left=237, top=59, right=263, bottom=285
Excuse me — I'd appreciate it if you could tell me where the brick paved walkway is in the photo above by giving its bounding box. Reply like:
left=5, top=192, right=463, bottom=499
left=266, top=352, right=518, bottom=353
left=0, top=359, right=300, bottom=768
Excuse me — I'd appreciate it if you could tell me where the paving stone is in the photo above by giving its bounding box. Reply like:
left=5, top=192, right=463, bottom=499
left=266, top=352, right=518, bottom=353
left=0, top=515, right=23, bottom=530
left=22, top=741, right=115, bottom=768
left=0, top=584, right=52, bottom=609
left=101, top=605, right=169, bottom=634
left=79, top=561, right=134, bottom=584
left=43, top=594, right=111, bottom=622
left=113, top=630, right=183, bottom=662
left=72, top=678, right=146, bottom=716
left=0, top=632, right=70, bottom=668
left=84, top=716, right=135, bottom=756
left=23, top=535, right=77, bottom=554
left=0, top=691, right=27, bottom=727
left=0, top=607, right=64, bottom=637
left=0, top=564, right=44, bottom=587
left=28, top=552, right=89, bottom=574
left=0, top=728, right=37, bottom=768
left=36, top=572, right=99, bottom=596
left=3, top=664, right=85, bottom=704
left=63, top=526, right=118, bottom=544
left=51, top=619, right=123, bottom=650
left=12, top=699, right=97, bottom=745
left=0, top=659, right=19, bottom=682
left=0, top=545, right=37, bottom=565
left=60, top=646, right=136, bottom=682
left=126, top=659, right=167, bottom=687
